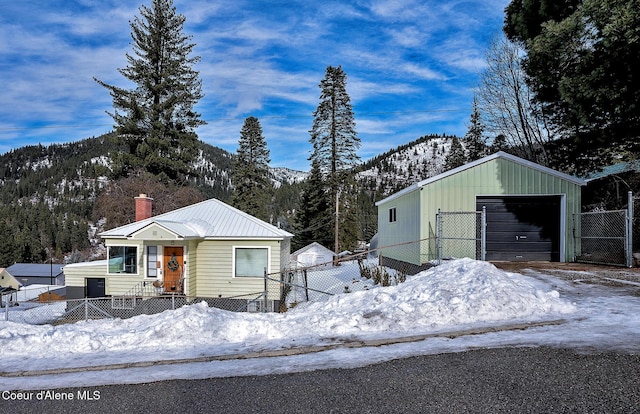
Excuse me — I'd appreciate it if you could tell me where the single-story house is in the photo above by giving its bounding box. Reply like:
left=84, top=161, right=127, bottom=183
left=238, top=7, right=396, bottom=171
left=3, top=263, right=65, bottom=286
left=291, top=242, right=336, bottom=268
left=0, top=267, right=22, bottom=291
left=375, top=151, right=586, bottom=271
left=64, top=195, right=293, bottom=302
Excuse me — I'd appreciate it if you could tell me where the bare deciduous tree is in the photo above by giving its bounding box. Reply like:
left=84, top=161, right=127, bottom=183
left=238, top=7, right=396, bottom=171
left=476, top=35, right=554, bottom=166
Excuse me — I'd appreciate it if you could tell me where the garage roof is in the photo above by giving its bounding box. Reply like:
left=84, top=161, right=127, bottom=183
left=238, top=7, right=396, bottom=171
left=376, top=151, right=586, bottom=206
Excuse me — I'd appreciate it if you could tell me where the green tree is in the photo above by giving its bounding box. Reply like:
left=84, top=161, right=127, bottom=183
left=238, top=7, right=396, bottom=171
left=504, top=0, right=640, bottom=173
left=231, top=117, right=272, bottom=221
left=464, top=98, right=488, bottom=161
left=95, top=0, right=205, bottom=183
left=293, top=159, right=331, bottom=251
left=309, top=66, right=360, bottom=252
left=490, top=134, right=509, bottom=153
left=444, top=137, right=466, bottom=170
left=0, top=219, right=15, bottom=267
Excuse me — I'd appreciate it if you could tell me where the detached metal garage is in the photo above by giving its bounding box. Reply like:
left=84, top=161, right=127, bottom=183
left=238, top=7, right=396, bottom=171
left=376, top=151, right=586, bottom=269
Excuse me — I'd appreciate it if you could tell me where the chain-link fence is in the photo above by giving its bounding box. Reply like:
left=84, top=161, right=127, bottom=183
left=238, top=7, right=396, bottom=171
left=436, top=209, right=486, bottom=264
left=1, top=210, right=507, bottom=325
left=574, top=209, right=631, bottom=267
left=1, top=291, right=267, bottom=325
left=267, top=252, right=409, bottom=312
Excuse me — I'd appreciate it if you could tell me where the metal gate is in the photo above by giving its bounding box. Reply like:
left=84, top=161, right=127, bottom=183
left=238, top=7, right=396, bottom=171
left=436, top=208, right=486, bottom=264
left=573, top=192, right=633, bottom=267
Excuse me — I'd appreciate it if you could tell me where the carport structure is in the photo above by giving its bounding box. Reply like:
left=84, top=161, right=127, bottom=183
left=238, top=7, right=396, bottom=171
left=376, top=152, right=586, bottom=270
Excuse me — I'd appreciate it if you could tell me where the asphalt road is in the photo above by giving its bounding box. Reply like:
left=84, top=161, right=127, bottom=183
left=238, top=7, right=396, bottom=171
left=3, top=346, right=640, bottom=413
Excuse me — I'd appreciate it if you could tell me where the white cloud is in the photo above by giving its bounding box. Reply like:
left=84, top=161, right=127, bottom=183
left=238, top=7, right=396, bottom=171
left=0, top=0, right=509, bottom=165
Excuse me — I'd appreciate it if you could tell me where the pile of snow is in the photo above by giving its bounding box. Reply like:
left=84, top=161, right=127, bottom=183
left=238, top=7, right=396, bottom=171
left=290, top=258, right=575, bottom=336
left=0, top=259, right=575, bottom=374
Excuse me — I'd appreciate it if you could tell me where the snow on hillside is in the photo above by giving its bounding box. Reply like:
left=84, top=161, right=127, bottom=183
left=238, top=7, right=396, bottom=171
left=271, top=167, right=308, bottom=188
left=357, top=136, right=457, bottom=191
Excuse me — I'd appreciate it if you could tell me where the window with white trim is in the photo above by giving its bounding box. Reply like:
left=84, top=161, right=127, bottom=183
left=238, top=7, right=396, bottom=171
left=234, top=247, right=269, bottom=277
left=108, top=246, right=138, bottom=274
left=147, top=246, right=158, bottom=278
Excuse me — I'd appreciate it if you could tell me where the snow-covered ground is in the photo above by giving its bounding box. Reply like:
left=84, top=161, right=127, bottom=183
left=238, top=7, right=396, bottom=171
left=2, top=258, right=640, bottom=391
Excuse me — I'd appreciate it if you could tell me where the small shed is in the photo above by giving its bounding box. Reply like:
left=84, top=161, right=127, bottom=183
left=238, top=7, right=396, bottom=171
left=376, top=151, right=586, bottom=269
left=291, top=242, right=336, bottom=267
left=38, top=286, right=66, bottom=302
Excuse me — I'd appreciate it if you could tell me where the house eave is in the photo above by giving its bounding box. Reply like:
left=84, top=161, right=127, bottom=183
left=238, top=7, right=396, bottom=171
left=375, top=151, right=586, bottom=206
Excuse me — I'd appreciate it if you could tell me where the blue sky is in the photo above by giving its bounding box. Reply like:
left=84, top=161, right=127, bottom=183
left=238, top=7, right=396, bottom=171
left=0, top=0, right=509, bottom=171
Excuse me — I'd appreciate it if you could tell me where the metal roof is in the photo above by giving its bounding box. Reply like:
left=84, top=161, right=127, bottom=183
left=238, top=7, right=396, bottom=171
left=376, top=151, right=587, bottom=206
left=99, top=198, right=293, bottom=239
left=292, top=242, right=335, bottom=257
left=5, top=263, right=64, bottom=278
left=584, top=160, right=640, bottom=182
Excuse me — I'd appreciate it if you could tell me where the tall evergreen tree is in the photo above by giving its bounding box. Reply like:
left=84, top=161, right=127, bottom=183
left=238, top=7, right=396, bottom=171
left=444, top=137, right=467, bottom=170
left=309, top=66, right=360, bottom=252
left=464, top=98, right=488, bottom=161
left=95, top=0, right=204, bottom=183
left=293, top=159, right=331, bottom=251
left=231, top=117, right=272, bottom=221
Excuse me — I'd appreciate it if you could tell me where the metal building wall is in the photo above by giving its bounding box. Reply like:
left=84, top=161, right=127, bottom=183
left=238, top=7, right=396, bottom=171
left=419, top=157, right=582, bottom=262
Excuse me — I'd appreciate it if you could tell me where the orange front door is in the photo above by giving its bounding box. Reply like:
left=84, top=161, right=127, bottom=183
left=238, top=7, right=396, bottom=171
left=164, top=246, right=183, bottom=293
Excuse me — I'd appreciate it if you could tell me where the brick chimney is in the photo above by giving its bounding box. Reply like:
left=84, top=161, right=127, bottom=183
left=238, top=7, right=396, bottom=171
left=135, top=194, right=153, bottom=221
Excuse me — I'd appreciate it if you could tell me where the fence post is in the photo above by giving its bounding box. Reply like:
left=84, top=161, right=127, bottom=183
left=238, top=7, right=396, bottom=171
left=263, top=267, right=268, bottom=313
left=627, top=191, right=634, bottom=267
left=85, top=297, right=89, bottom=322
left=481, top=206, right=487, bottom=261
left=4, top=295, right=8, bottom=321
left=436, top=209, right=442, bottom=265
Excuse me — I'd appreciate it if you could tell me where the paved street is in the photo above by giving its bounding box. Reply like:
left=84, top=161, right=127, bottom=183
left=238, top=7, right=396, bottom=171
left=4, top=346, right=640, bottom=413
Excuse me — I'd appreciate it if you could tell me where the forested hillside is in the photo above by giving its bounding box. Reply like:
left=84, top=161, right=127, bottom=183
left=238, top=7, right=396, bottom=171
left=0, top=133, right=461, bottom=267
left=0, top=134, right=235, bottom=266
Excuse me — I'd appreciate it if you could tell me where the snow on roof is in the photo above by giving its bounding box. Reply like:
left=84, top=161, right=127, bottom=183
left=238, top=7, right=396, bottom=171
left=292, top=242, right=335, bottom=257
left=100, top=198, right=293, bottom=239
left=376, top=151, right=586, bottom=206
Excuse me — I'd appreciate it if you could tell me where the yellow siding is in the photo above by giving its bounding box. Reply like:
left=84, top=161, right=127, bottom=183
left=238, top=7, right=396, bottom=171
left=67, top=237, right=289, bottom=298
left=103, top=239, right=146, bottom=295
left=0, top=269, right=21, bottom=290
left=194, top=239, right=284, bottom=297
left=62, top=261, right=108, bottom=292
left=132, top=224, right=180, bottom=241
left=186, top=240, right=199, bottom=297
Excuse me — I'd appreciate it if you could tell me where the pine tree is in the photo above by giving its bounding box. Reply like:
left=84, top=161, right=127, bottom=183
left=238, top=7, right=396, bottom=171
left=309, top=66, right=360, bottom=252
left=490, top=134, right=509, bottom=153
left=464, top=98, right=487, bottom=161
left=444, top=137, right=467, bottom=170
left=231, top=117, right=272, bottom=221
left=95, top=0, right=204, bottom=183
left=293, top=159, right=331, bottom=251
